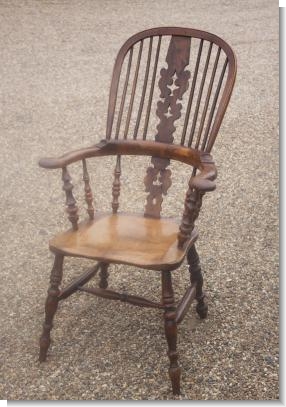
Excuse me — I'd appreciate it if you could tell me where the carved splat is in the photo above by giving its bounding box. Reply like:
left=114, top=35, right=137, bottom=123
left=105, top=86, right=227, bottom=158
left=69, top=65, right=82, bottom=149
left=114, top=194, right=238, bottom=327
left=62, top=167, right=79, bottom=230
left=144, top=166, right=172, bottom=218
left=144, top=36, right=191, bottom=218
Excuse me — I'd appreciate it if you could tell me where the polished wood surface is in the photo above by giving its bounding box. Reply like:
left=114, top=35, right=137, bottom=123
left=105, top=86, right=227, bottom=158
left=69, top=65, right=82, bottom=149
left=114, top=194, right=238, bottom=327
left=49, top=212, right=198, bottom=271
left=39, top=139, right=205, bottom=169
left=39, top=254, right=64, bottom=362
left=38, top=27, right=237, bottom=395
left=58, top=263, right=101, bottom=301
left=106, top=27, right=236, bottom=153
left=162, top=270, right=180, bottom=394
left=78, top=286, right=165, bottom=309
left=144, top=36, right=191, bottom=218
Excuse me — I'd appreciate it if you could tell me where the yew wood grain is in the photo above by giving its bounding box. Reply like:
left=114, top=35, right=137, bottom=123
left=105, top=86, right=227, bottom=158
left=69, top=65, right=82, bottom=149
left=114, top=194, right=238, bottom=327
left=38, top=26, right=237, bottom=396
left=49, top=212, right=198, bottom=271
left=39, top=139, right=203, bottom=169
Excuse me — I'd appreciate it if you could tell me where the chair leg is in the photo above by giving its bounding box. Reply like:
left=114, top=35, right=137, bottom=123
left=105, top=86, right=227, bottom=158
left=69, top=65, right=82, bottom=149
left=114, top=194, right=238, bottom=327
left=162, top=270, right=181, bottom=395
left=98, top=263, right=109, bottom=289
left=39, top=254, right=64, bottom=362
left=187, top=244, right=208, bottom=319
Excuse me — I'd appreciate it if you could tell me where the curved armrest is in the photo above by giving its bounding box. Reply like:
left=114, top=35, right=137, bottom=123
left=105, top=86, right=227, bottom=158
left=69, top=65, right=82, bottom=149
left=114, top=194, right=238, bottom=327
left=39, top=139, right=202, bottom=169
left=189, top=153, right=217, bottom=192
left=39, top=139, right=217, bottom=191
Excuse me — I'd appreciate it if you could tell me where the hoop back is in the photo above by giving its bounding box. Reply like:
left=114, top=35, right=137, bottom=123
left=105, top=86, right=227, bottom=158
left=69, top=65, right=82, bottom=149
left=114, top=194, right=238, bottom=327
left=106, top=27, right=236, bottom=217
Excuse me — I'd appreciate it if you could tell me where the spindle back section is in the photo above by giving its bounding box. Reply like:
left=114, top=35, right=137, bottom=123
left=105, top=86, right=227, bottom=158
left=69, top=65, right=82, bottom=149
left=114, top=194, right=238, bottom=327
left=106, top=27, right=236, bottom=152
left=105, top=27, right=236, bottom=218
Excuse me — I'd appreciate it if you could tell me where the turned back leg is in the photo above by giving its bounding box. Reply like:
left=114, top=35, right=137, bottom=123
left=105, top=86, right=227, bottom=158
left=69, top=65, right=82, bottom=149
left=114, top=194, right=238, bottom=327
left=162, top=270, right=181, bottom=395
left=187, top=245, right=208, bottom=319
left=99, top=263, right=109, bottom=289
left=39, top=254, right=64, bottom=361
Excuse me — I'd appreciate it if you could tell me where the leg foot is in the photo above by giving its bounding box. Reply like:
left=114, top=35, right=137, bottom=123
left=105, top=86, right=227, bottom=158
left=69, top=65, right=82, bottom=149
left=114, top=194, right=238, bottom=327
left=162, top=271, right=181, bottom=395
left=99, top=263, right=109, bottom=289
left=39, top=254, right=64, bottom=362
left=196, top=295, right=208, bottom=319
left=187, top=245, right=208, bottom=319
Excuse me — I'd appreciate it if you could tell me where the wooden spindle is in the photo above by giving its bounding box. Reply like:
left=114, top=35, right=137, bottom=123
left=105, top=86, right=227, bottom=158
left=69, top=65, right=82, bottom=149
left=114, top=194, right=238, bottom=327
left=115, top=48, right=133, bottom=139
left=134, top=37, right=153, bottom=139
left=181, top=38, right=203, bottom=146
left=124, top=40, right=143, bottom=139
left=177, top=186, right=203, bottom=249
left=201, top=58, right=228, bottom=151
left=82, top=159, right=94, bottom=220
left=112, top=155, right=121, bottom=213
left=62, top=167, right=79, bottom=230
left=188, top=42, right=213, bottom=147
left=142, top=36, right=161, bottom=140
left=195, top=47, right=221, bottom=149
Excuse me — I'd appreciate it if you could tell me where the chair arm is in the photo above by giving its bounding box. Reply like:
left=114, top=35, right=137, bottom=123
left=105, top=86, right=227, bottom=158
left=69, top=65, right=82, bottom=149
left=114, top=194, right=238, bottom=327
left=189, top=152, right=217, bottom=192
left=39, top=139, right=209, bottom=170
left=39, top=138, right=217, bottom=237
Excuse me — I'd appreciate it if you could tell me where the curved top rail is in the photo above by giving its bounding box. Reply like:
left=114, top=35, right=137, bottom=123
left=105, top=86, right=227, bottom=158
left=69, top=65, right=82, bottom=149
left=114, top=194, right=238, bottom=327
left=115, top=27, right=236, bottom=64
left=106, top=27, right=237, bottom=152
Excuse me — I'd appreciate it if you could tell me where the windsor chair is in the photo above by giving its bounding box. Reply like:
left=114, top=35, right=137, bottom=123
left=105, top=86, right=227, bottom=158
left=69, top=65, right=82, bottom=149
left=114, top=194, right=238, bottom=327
left=38, top=27, right=236, bottom=395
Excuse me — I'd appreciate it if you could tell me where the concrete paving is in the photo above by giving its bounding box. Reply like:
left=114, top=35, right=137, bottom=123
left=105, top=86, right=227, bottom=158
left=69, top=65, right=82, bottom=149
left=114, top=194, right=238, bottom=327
left=0, top=0, right=279, bottom=400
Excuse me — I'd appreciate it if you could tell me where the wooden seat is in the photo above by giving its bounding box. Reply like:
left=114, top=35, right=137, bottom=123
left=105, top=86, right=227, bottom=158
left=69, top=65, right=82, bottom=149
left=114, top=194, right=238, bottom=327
left=50, top=212, right=198, bottom=270
left=38, top=27, right=236, bottom=396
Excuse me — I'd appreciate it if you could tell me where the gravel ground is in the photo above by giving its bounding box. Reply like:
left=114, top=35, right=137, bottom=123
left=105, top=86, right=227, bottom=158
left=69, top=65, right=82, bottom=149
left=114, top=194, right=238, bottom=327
left=0, top=0, right=279, bottom=401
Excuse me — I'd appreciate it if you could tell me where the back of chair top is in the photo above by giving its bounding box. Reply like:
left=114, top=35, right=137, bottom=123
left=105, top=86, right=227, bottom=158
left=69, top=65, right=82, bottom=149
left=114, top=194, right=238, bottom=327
left=106, top=27, right=236, bottom=218
left=106, top=27, right=236, bottom=152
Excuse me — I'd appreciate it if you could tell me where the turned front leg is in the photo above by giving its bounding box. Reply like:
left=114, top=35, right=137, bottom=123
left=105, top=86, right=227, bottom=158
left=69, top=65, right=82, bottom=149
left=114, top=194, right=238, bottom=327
left=162, top=270, right=181, bottom=395
left=98, top=263, right=109, bottom=289
left=39, top=254, right=64, bottom=362
left=187, top=244, right=208, bottom=319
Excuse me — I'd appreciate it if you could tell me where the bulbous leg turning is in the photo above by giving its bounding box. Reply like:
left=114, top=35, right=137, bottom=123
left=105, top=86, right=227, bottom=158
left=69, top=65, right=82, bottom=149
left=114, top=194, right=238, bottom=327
left=187, top=244, right=208, bottom=319
left=39, top=254, right=64, bottom=362
left=99, top=263, right=109, bottom=289
left=162, top=270, right=181, bottom=395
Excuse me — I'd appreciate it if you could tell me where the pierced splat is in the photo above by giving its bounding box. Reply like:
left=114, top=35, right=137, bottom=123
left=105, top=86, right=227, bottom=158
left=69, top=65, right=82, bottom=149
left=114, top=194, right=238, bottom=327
left=156, top=36, right=191, bottom=144
left=165, top=106, right=173, bottom=119
left=144, top=36, right=191, bottom=218
left=167, top=73, right=180, bottom=98
left=144, top=165, right=172, bottom=218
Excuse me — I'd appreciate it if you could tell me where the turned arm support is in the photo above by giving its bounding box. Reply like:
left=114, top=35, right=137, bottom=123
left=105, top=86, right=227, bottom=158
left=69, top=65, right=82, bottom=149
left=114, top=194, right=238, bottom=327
left=39, top=139, right=217, bottom=235
left=177, top=154, right=217, bottom=248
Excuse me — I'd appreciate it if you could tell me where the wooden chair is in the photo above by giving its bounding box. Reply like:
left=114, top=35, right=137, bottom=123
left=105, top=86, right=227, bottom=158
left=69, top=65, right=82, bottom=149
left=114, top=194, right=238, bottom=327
left=38, top=27, right=236, bottom=395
